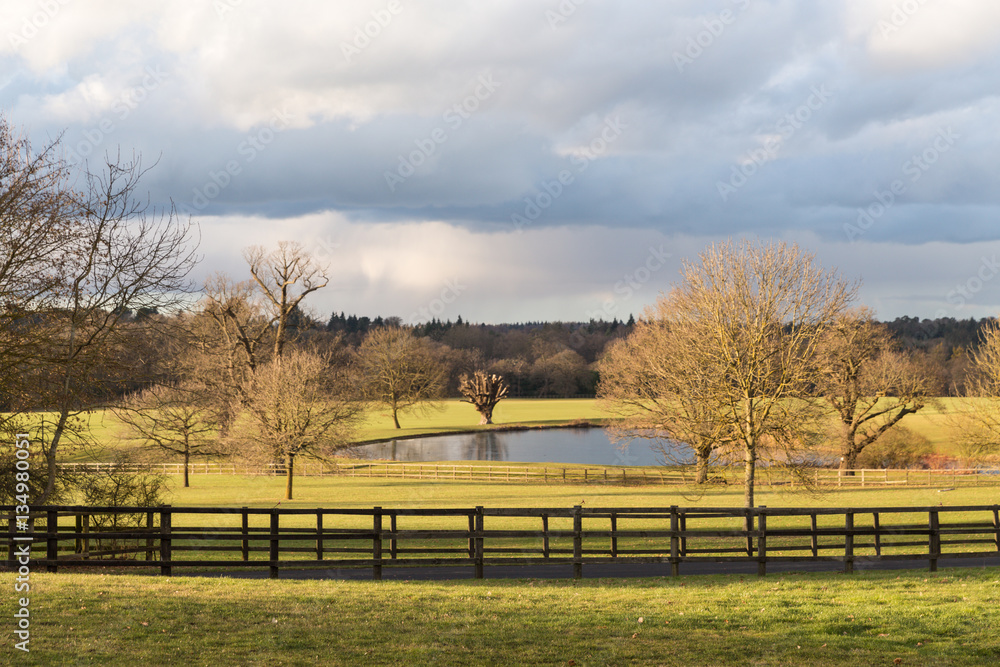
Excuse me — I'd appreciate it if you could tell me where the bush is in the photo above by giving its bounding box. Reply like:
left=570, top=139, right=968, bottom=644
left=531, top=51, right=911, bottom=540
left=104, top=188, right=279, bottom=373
left=76, top=452, right=169, bottom=558
left=856, top=426, right=933, bottom=469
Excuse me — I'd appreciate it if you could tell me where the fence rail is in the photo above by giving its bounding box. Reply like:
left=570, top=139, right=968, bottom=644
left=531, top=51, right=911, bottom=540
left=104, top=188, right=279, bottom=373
left=55, top=461, right=1000, bottom=487
left=4, top=504, right=999, bottom=580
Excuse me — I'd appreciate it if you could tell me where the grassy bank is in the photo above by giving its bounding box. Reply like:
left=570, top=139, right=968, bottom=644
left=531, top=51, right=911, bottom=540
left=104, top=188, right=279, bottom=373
left=9, top=569, right=999, bottom=666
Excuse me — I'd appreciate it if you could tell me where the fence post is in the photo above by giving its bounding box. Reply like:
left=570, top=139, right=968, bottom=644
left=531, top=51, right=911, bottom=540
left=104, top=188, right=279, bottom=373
left=269, top=510, right=280, bottom=579
left=873, top=512, right=882, bottom=557
left=844, top=512, right=854, bottom=574
left=542, top=514, right=550, bottom=559
left=83, top=512, right=90, bottom=560
left=573, top=505, right=583, bottom=579
left=160, top=507, right=172, bottom=576
left=241, top=508, right=249, bottom=562
left=679, top=513, right=687, bottom=557
left=744, top=509, right=754, bottom=557
left=993, top=506, right=999, bottom=552
left=146, top=511, right=154, bottom=562
left=467, top=512, right=475, bottom=560
left=610, top=513, right=618, bottom=558
left=474, top=506, right=484, bottom=580
left=316, top=511, right=323, bottom=561
left=390, top=513, right=398, bottom=560
left=670, top=506, right=680, bottom=577
left=810, top=513, right=818, bottom=557
left=75, top=513, right=82, bottom=555
left=757, top=507, right=767, bottom=577
left=373, top=507, right=383, bottom=581
left=928, top=510, right=940, bottom=572
left=46, top=509, right=58, bottom=573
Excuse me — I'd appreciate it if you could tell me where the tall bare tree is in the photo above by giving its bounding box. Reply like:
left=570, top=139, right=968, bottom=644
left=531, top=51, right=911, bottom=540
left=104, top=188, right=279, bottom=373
left=814, top=308, right=929, bottom=472
left=604, top=240, right=856, bottom=507
left=458, top=371, right=509, bottom=425
left=31, top=152, right=200, bottom=503
left=356, top=326, right=447, bottom=428
left=227, top=349, right=363, bottom=500
left=598, top=315, right=730, bottom=484
left=0, top=116, right=77, bottom=425
left=244, top=242, right=328, bottom=358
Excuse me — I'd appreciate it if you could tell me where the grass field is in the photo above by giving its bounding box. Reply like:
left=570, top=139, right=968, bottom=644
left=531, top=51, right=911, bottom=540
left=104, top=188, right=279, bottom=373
left=7, top=569, right=999, bottom=666
left=31, top=395, right=984, bottom=464
left=161, top=473, right=1000, bottom=509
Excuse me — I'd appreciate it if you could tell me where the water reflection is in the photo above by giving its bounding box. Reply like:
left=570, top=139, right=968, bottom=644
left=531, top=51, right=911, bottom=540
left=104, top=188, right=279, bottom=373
left=350, top=427, right=681, bottom=466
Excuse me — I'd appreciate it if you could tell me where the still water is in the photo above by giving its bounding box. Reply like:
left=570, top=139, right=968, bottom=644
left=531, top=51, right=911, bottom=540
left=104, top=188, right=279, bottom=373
left=350, top=428, right=687, bottom=466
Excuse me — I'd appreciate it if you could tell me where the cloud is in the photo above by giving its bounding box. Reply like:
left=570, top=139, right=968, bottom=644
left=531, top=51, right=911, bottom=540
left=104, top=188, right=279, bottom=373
left=3, top=1, right=999, bottom=320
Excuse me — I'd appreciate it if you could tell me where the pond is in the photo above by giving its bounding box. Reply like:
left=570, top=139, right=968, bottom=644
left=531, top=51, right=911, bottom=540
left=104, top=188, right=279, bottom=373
left=349, top=427, right=689, bottom=467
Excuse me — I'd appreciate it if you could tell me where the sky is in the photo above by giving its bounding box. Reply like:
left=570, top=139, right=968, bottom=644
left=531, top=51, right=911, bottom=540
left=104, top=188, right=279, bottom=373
left=3, top=0, right=1000, bottom=325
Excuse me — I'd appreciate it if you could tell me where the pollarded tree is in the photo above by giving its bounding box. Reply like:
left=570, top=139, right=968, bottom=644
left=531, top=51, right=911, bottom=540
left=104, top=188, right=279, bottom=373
left=228, top=349, right=364, bottom=500
left=598, top=313, right=731, bottom=484
left=633, top=239, right=857, bottom=507
left=459, top=371, right=509, bottom=425
left=814, top=308, right=930, bottom=472
left=356, top=326, right=447, bottom=428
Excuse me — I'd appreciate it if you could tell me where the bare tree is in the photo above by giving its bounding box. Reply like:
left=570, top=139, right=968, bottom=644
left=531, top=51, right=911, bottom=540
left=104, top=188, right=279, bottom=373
left=31, top=151, right=200, bottom=504
left=609, top=240, right=856, bottom=507
left=598, top=315, right=730, bottom=484
left=951, top=318, right=1000, bottom=465
left=814, top=308, right=929, bottom=472
left=227, top=349, right=363, bottom=500
left=113, top=382, right=221, bottom=487
left=458, top=371, right=509, bottom=425
left=243, top=242, right=328, bottom=358
left=0, top=115, right=77, bottom=427
left=356, top=326, right=447, bottom=428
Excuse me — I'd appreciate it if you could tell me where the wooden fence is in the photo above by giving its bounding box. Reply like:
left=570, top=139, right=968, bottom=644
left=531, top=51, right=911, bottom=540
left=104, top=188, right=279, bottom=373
left=4, top=504, right=999, bottom=580
left=56, top=461, right=1000, bottom=487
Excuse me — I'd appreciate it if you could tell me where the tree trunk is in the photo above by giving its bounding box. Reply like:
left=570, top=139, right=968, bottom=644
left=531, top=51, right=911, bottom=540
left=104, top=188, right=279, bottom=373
left=285, top=454, right=294, bottom=500
left=38, top=408, right=70, bottom=506
left=743, top=450, right=755, bottom=509
left=695, top=455, right=709, bottom=484
left=183, top=449, right=190, bottom=488
left=839, top=450, right=858, bottom=476
left=479, top=407, right=493, bottom=425
left=392, top=409, right=401, bottom=429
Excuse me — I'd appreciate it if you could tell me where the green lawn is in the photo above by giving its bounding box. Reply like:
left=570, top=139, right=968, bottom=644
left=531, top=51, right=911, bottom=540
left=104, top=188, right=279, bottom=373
left=9, top=569, right=999, bottom=666
left=161, top=473, right=1000, bottom=509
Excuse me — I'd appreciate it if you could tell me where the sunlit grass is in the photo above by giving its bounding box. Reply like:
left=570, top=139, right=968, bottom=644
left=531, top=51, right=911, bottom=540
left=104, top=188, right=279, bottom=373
left=12, top=569, right=1000, bottom=666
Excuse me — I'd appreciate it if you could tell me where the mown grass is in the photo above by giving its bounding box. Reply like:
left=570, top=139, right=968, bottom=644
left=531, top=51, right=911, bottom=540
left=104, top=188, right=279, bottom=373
left=31, top=395, right=987, bottom=462
left=6, top=569, right=999, bottom=666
